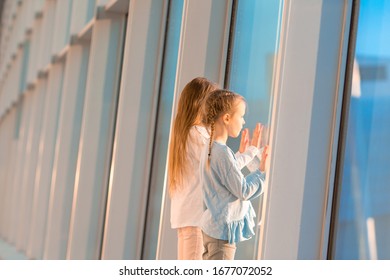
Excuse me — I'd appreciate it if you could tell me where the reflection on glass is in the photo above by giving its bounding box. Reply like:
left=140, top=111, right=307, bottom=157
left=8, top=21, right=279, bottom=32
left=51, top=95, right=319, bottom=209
left=334, top=0, right=390, bottom=259
left=227, top=0, right=283, bottom=259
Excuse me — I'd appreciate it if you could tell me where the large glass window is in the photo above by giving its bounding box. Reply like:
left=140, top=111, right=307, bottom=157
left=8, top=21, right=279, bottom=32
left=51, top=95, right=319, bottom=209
left=226, top=0, right=283, bottom=260
left=155, top=0, right=283, bottom=260
left=142, top=0, right=184, bottom=259
left=333, top=0, right=390, bottom=259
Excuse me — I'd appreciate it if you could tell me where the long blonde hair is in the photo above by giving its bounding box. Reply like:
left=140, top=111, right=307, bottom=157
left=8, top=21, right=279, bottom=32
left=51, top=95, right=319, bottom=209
left=203, top=89, right=245, bottom=168
left=168, top=77, right=218, bottom=196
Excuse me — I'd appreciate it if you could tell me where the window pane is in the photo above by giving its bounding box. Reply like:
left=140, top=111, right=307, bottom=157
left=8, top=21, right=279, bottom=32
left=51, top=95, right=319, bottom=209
left=333, top=0, right=390, bottom=259
left=227, top=0, right=283, bottom=259
left=143, top=0, right=184, bottom=259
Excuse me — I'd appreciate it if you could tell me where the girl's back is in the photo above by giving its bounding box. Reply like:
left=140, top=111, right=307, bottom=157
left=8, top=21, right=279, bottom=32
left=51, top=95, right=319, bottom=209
left=200, top=140, right=264, bottom=244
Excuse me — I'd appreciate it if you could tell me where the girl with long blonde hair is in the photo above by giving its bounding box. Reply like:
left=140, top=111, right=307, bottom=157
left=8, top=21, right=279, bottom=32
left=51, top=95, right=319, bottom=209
left=168, top=77, right=217, bottom=260
left=168, top=78, right=262, bottom=260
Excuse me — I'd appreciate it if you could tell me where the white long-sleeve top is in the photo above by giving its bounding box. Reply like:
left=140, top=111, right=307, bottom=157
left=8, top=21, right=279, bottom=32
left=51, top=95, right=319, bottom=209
left=170, top=125, right=259, bottom=229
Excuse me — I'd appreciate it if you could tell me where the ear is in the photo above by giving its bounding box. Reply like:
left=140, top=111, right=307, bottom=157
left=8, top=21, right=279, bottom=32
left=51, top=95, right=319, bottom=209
left=222, top=113, right=230, bottom=125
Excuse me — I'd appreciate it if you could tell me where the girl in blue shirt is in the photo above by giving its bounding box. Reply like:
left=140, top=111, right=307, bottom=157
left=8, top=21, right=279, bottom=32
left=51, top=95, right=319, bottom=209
left=201, top=89, right=268, bottom=260
left=168, top=78, right=261, bottom=260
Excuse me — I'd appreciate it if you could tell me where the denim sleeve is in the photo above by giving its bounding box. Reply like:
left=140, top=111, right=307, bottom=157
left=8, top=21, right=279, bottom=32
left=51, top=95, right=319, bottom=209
left=234, top=146, right=259, bottom=170
left=221, top=151, right=265, bottom=201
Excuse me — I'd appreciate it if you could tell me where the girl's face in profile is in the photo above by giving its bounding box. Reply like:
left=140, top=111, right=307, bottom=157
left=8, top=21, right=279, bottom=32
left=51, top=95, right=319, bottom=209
left=226, top=100, right=246, bottom=138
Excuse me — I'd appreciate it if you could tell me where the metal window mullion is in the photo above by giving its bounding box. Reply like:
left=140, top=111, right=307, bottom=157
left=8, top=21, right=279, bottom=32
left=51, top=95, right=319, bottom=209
left=15, top=79, right=48, bottom=253
left=7, top=93, right=31, bottom=244
left=100, top=0, right=168, bottom=260
left=327, top=0, right=360, bottom=260
left=52, top=0, right=73, bottom=55
left=258, top=0, right=354, bottom=259
left=66, top=16, right=126, bottom=260
left=37, top=0, right=56, bottom=72
left=44, top=45, right=90, bottom=260
left=26, top=62, right=65, bottom=259
left=26, top=18, right=43, bottom=86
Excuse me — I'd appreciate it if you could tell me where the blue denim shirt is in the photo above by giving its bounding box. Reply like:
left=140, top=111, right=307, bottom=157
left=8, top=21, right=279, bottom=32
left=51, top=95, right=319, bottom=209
left=200, top=141, right=265, bottom=244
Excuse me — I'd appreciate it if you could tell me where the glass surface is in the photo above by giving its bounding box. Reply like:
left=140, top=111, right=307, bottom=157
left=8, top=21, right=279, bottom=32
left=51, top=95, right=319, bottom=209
left=333, top=0, right=390, bottom=259
left=142, top=0, right=184, bottom=259
left=227, top=0, right=283, bottom=259
left=154, top=0, right=283, bottom=260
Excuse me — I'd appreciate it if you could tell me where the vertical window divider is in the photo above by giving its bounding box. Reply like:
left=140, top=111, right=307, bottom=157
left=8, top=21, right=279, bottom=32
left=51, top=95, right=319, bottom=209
left=327, top=0, right=360, bottom=260
left=140, top=0, right=171, bottom=260
left=99, top=12, right=128, bottom=260
left=223, top=0, right=238, bottom=88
